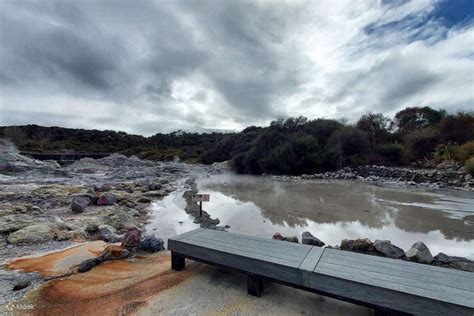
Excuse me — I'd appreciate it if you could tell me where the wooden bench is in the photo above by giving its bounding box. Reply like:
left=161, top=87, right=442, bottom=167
left=168, top=228, right=474, bottom=315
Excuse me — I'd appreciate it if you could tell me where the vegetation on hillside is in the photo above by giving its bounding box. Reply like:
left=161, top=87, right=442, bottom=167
left=1, top=107, right=473, bottom=175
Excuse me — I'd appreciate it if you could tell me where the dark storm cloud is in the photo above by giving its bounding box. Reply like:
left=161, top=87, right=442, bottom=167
left=0, top=0, right=473, bottom=135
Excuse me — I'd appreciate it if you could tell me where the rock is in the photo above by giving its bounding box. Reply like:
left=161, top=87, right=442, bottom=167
left=138, top=236, right=165, bottom=252
left=126, top=202, right=136, bottom=208
left=148, top=183, right=162, bottom=191
left=340, top=238, right=373, bottom=252
left=121, top=227, right=142, bottom=249
left=272, top=232, right=285, bottom=241
left=98, top=225, right=123, bottom=243
left=286, top=236, right=299, bottom=243
left=78, top=257, right=103, bottom=273
left=71, top=196, right=90, bottom=213
left=373, top=240, right=405, bottom=259
left=94, top=183, right=112, bottom=192
left=7, top=223, right=56, bottom=245
left=101, top=245, right=130, bottom=261
left=0, top=214, right=39, bottom=234
left=405, top=241, right=433, bottom=263
left=301, top=231, right=325, bottom=247
left=434, top=252, right=451, bottom=264
left=12, top=280, right=31, bottom=291
left=97, top=193, right=116, bottom=206
left=450, top=259, right=474, bottom=272
left=137, top=197, right=153, bottom=203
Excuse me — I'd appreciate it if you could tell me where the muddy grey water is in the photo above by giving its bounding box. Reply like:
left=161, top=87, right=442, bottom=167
left=146, top=174, right=474, bottom=259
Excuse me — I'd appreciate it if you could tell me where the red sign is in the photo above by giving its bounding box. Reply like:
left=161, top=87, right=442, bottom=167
left=192, top=194, right=210, bottom=202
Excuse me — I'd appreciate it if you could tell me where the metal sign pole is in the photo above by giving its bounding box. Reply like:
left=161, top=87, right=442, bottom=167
left=199, top=201, right=203, bottom=217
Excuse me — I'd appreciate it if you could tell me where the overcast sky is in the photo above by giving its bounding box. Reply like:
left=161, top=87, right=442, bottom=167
left=0, top=0, right=473, bottom=135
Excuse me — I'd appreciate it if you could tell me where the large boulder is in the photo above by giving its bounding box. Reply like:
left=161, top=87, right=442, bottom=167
left=138, top=236, right=165, bottom=252
left=286, top=236, right=299, bottom=243
left=405, top=241, right=433, bottom=263
left=101, top=245, right=130, bottom=261
left=97, top=193, right=116, bottom=206
left=148, top=183, right=162, bottom=191
left=98, top=225, right=123, bottom=243
left=7, top=223, right=56, bottom=245
left=340, top=238, right=373, bottom=253
left=71, top=196, right=90, bottom=213
left=0, top=214, right=39, bottom=234
left=272, top=232, right=285, bottom=241
left=78, top=257, right=103, bottom=273
left=301, top=231, right=325, bottom=247
left=373, top=240, right=405, bottom=259
left=121, top=227, right=142, bottom=249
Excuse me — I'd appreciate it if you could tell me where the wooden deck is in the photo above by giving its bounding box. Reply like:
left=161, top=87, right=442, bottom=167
left=168, top=228, right=474, bottom=315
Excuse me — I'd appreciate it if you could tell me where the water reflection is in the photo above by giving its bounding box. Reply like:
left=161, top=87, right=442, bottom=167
left=197, top=175, right=474, bottom=259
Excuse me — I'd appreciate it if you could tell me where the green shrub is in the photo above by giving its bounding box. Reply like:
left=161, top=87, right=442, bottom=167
left=456, top=141, right=474, bottom=163
left=376, top=143, right=404, bottom=165
left=434, top=143, right=456, bottom=162
left=465, top=158, right=474, bottom=176
left=404, top=128, right=440, bottom=160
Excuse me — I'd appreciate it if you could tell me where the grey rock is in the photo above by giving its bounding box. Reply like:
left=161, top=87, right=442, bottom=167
left=98, top=225, right=123, bottom=243
left=434, top=252, right=451, bottom=264
left=12, top=280, right=31, bottom=291
left=78, top=257, right=103, bottom=273
left=406, top=241, right=433, bottom=263
left=97, top=193, right=116, bottom=206
left=71, top=196, right=90, bottom=213
left=7, top=223, right=57, bottom=245
left=373, top=240, right=405, bottom=259
left=148, top=183, right=162, bottom=191
left=285, top=236, right=299, bottom=243
left=0, top=214, right=39, bottom=234
left=340, top=238, right=373, bottom=252
left=272, top=232, right=285, bottom=241
left=138, top=236, right=165, bottom=252
left=301, top=231, right=325, bottom=247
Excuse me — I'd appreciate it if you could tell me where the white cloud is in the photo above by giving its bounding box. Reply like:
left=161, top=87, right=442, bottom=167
left=0, top=0, right=472, bottom=135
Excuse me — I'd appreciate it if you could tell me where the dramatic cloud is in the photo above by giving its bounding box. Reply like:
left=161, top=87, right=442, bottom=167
left=0, top=0, right=473, bottom=135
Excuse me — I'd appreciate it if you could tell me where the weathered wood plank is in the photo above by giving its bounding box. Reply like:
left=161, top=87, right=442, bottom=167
left=320, top=255, right=473, bottom=291
left=308, top=272, right=472, bottom=316
left=190, top=231, right=310, bottom=257
left=325, top=249, right=473, bottom=286
left=171, top=228, right=205, bottom=241
left=315, top=262, right=474, bottom=304
left=190, top=229, right=312, bottom=255
left=173, top=237, right=303, bottom=267
left=299, top=247, right=325, bottom=271
left=168, top=238, right=305, bottom=285
left=188, top=234, right=309, bottom=262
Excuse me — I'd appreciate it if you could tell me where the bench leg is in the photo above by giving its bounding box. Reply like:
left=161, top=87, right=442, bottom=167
left=171, top=252, right=185, bottom=271
left=247, top=274, right=264, bottom=297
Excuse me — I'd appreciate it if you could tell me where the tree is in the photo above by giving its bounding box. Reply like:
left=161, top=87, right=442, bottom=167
left=356, top=112, right=392, bottom=147
left=394, top=107, right=445, bottom=133
left=439, top=112, right=474, bottom=144
left=327, top=127, right=371, bottom=168
left=404, top=127, right=440, bottom=160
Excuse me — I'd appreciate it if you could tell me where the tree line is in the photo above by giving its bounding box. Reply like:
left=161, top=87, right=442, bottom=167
left=1, top=106, right=473, bottom=175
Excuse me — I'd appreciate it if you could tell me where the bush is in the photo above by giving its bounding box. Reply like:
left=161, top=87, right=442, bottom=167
left=404, top=128, right=440, bottom=160
left=327, top=127, right=371, bottom=168
left=456, top=141, right=474, bottom=163
left=375, top=143, right=404, bottom=165
left=465, top=158, right=474, bottom=176
left=433, top=143, right=456, bottom=162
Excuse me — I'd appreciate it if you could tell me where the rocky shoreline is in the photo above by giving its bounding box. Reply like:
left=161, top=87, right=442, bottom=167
left=268, top=164, right=474, bottom=191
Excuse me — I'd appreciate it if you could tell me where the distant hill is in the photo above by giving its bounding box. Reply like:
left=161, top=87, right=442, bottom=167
left=1, top=107, right=473, bottom=175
